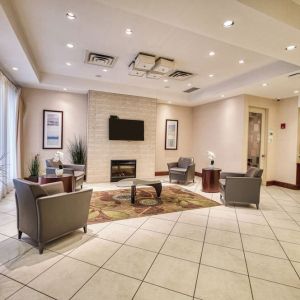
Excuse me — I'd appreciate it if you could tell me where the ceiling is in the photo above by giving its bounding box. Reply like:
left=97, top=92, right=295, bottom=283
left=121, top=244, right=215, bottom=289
left=0, top=0, right=300, bottom=106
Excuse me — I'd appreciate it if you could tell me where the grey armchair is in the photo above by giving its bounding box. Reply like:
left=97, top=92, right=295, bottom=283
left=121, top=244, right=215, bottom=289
left=167, top=157, right=195, bottom=184
left=219, top=167, right=263, bottom=209
left=13, top=179, right=92, bottom=254
left=46, top=159, right=85, bottom=190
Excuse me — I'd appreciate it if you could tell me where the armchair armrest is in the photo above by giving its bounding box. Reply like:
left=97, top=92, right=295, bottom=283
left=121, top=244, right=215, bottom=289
left=220, top=172, right=245, bottom=179
left=167, top=162, right=178, bottom=170
left=41, top=182, right=64, bottom=195
left=63, top=164, right=85, bottom=172
left=36, top=189, right=93, bottom=242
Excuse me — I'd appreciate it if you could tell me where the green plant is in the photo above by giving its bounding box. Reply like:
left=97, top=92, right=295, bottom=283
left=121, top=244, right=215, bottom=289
left=28, top=154, right=40, bottom=177
left=68, top=136, right=87, bottom=165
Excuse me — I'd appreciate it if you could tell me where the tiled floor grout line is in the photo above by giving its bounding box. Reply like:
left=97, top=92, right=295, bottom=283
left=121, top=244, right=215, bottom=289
left=130, top=213, right=180, bottom=299
left=192, top=207, right=210, bottom=299
left=261, top=188, right=300, bottom=282
left=234, top=204, right=255, bottom=300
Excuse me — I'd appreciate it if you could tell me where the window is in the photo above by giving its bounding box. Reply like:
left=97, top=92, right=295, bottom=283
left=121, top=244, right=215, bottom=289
left=0, top=72, right=20, bottom=198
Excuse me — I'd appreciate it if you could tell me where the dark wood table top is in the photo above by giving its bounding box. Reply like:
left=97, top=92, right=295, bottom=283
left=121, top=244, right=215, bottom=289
left=202, top=168, right=222, bottom=171
left=40, top=174, right=73, bottom=179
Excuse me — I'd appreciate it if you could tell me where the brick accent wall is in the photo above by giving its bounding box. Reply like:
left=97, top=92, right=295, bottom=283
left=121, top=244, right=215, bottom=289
left=87, top=91, right=157, bottom=182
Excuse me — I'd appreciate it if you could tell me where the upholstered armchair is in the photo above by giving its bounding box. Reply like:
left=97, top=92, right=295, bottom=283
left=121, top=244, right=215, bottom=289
left=167, top=157, right=195, bottom=184
left=219, top=167, right=263, bottom=209
left=13, top=179, right=92, bottom=254
left=45, top=159, right=85, bottom=190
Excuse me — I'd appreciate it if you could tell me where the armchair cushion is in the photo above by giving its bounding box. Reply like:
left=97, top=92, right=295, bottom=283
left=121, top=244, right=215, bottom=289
left=170, top=167, right=187, bottom=174
left=178, top=157, right=194, bottom=169
left=46, top=159, right=62, bottom=168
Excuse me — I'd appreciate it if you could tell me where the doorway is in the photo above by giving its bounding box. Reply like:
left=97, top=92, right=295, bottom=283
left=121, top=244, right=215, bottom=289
left=247, top=107, right=267, bottom=184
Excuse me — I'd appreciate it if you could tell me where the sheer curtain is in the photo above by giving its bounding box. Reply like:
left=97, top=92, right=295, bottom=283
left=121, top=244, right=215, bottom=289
left=0, top=71, right=20, bottom=199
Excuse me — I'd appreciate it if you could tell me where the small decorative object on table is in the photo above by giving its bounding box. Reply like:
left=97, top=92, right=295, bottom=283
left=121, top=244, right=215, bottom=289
left=53, top=151, right=64, bottom=176
left=208, top=151, right=216, bottom=168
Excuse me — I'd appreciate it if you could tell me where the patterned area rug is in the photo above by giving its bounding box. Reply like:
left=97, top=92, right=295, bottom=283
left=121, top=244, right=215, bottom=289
left=88, top=186, right=220, bottom=224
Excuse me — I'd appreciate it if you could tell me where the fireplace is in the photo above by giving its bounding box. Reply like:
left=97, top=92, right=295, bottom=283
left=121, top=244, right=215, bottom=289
left=111, top=160, right=136, bottom=182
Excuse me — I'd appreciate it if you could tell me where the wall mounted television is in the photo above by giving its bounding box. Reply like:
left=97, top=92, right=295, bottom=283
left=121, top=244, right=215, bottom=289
left=109, top=116, right=144, bottom=141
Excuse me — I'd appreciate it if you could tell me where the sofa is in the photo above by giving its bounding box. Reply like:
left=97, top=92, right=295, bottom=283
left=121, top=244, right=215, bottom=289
left=219, top=167, right=263, bottom=209
left=167, top=157, right=195, bottom=184
left=46, top=159, right=85, bottom=190
left=13, top=178, right=92, bottom=254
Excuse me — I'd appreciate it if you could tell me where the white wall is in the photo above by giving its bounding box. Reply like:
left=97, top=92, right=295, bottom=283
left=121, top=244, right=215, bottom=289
left=155, top=104, right=193, bottom=172
left=22, top=88, right=87, bottom=176
left=192, top=96, right=246, bottom=173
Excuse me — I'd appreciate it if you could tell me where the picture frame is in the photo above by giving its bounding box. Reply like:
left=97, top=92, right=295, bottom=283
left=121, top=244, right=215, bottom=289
left=165, top=119, right=178, bottom=150
left=43, top=110, right=63, bottom=149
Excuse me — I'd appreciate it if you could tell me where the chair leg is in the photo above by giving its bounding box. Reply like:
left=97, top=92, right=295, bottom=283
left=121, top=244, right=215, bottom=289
left=38, top=242, right=44, bottom=254
left=18, top=230, right=22, bottom=239
left=83, top=224, right=87, bottom=233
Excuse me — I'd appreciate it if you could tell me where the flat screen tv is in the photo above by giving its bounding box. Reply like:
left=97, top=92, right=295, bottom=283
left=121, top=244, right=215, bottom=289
left=109, top=116, right=144, bottom=141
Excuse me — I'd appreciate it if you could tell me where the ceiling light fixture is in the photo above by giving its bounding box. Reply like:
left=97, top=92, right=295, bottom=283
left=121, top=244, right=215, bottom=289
left=125, top=28, right=133, bottom=35
left=66, top=62, right=72, bottom=66
left=209, top=74, right=214, bottom=78
left=223, top=20, right=234, bottom=28
left=262, top=83, right=268, bottom=87
left=66, top=12, right=76, bottom=20
left=63, top=88, right=68, bottom=91
left=209, top=51, right=215, bottom=56
left=294, top=90, right=299, bottom=94
left=239, top=59, right=245, bottom=64
left=66, top=43, right=74, bottom=48
left=285, top=45, right=297, bottom=51
left=12, top=67, right=18, bottom=71
left=103, top=69, right=108, bottom=72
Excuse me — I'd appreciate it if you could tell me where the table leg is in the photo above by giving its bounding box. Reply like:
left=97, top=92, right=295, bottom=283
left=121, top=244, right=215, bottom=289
left=131, top=185, right=136, bottom=204
left=149, top=183, right=162, bottom=198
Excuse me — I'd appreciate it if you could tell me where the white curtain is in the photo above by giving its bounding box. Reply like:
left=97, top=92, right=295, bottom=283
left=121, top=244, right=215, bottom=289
left=0, top=72, right=20, bottom=199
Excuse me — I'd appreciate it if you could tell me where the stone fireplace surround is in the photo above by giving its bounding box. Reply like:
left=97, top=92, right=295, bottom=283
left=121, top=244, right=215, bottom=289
left=86, top=91, right=157, bottom=183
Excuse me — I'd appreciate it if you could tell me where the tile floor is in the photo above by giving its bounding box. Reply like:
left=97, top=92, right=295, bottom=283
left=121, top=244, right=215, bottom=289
left=0, top=177, right=300, bottom=299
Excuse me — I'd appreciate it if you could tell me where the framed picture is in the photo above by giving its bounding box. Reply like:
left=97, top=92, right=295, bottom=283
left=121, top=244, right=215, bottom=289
left=43, top=110, right=63, bottom=149
left=165, top=119, right=178, bottom=150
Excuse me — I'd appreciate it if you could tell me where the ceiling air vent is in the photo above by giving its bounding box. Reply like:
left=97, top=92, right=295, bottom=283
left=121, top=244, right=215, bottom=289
left=168, top=70, right=193, bottom=81
left=183, top=87, right=200, bottom=93
left=85, top=51, right=117, bottom=67
left=288, top=72, right=300, bottom=78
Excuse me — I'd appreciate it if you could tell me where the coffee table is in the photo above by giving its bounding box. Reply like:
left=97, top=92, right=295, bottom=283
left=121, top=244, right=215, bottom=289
left=116, top=178, right=162, bottom=204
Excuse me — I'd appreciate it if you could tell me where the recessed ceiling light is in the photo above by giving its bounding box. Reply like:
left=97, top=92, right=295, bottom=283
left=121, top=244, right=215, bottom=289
left=66, top=62, right=72, bottom=66
left=163, top=79, right=168, bottom=82
left=66, top=43, right=74, bottom=48
left=221, top=94, right=225, bottom=98
left=223, top=20, right=234, bottom=28
left=209, top=74, right=214, bottom=78
left=239, top=59, right=245, bottom=64
left=103, top=69, right=108, bottom=72
left=209, top=51, right=215, bottom=56
left=285, top=45, right=297, bottom=51
left=262, top=83, right=268, bottom=87
left=66, top=12, right=76, bottom=20
left=294, top=90, right=299, bottom=94
left=187, top=83, right=192, bottom=87
left=63, top=88, right=68, bottom=91
left=12, top=67, right=18, bottom=71
left=125, top=28, right=133, bottom=35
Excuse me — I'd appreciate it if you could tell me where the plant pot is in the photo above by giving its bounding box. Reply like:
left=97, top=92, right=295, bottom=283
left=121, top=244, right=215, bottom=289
left=55, top=168, right=64, bottom=176
left=25, top=176, right=39, bottom=183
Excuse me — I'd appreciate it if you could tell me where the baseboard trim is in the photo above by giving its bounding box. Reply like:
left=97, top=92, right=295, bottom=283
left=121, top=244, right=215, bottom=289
left=266, top=180, right=300, bottom=190
left=155, top=171, right=202, bottom=177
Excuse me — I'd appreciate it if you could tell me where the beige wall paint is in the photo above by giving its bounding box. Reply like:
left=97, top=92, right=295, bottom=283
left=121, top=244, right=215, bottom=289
left=155, top=104, right=193, bottom=172
left=192, top=96, right=246, bottom=173
left=21, top=88, right=87, bottom=176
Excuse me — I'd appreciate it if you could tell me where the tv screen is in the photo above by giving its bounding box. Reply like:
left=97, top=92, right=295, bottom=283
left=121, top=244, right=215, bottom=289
left=109, top=117, right=144, bottom=141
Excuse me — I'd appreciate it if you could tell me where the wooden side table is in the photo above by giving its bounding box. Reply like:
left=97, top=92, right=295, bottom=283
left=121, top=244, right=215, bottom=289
left=39, top=174, right=74, bottom=193
left=202, top=168, right=222, bottom=193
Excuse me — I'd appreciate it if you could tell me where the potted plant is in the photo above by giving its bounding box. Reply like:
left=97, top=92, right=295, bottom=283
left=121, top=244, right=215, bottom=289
left=68, top=136, right=87, bottom=165
left=27, top=154, right=40, bottom=182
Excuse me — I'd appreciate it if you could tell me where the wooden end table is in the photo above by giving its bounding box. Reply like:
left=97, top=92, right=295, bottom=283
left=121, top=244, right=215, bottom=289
left=202, top=168, right=222, bottom=193
left=39, top=174, right=74, bottom=193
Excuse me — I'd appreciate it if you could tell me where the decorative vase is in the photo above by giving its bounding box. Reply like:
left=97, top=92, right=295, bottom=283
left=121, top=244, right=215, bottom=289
left=210, top=160, right=215, bottom=168
left=55, top=168, right=64, bottom=176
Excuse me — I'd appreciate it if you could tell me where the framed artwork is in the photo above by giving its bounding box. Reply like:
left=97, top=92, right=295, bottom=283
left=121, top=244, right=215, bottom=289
left=165, top=119, right=178, bottom=150
left=43, top=110, right=63, bottom=149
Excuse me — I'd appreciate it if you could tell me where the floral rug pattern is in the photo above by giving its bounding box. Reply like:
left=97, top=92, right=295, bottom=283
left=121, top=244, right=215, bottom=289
left=88, top=186, right=219, bottom=223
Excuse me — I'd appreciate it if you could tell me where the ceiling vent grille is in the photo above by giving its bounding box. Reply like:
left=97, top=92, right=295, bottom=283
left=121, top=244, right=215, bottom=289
left=183, top=87, right=200, bottom=93
left=168, top=70, right=193, bottom=81
left=85, top=52, right=117, bottom=67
